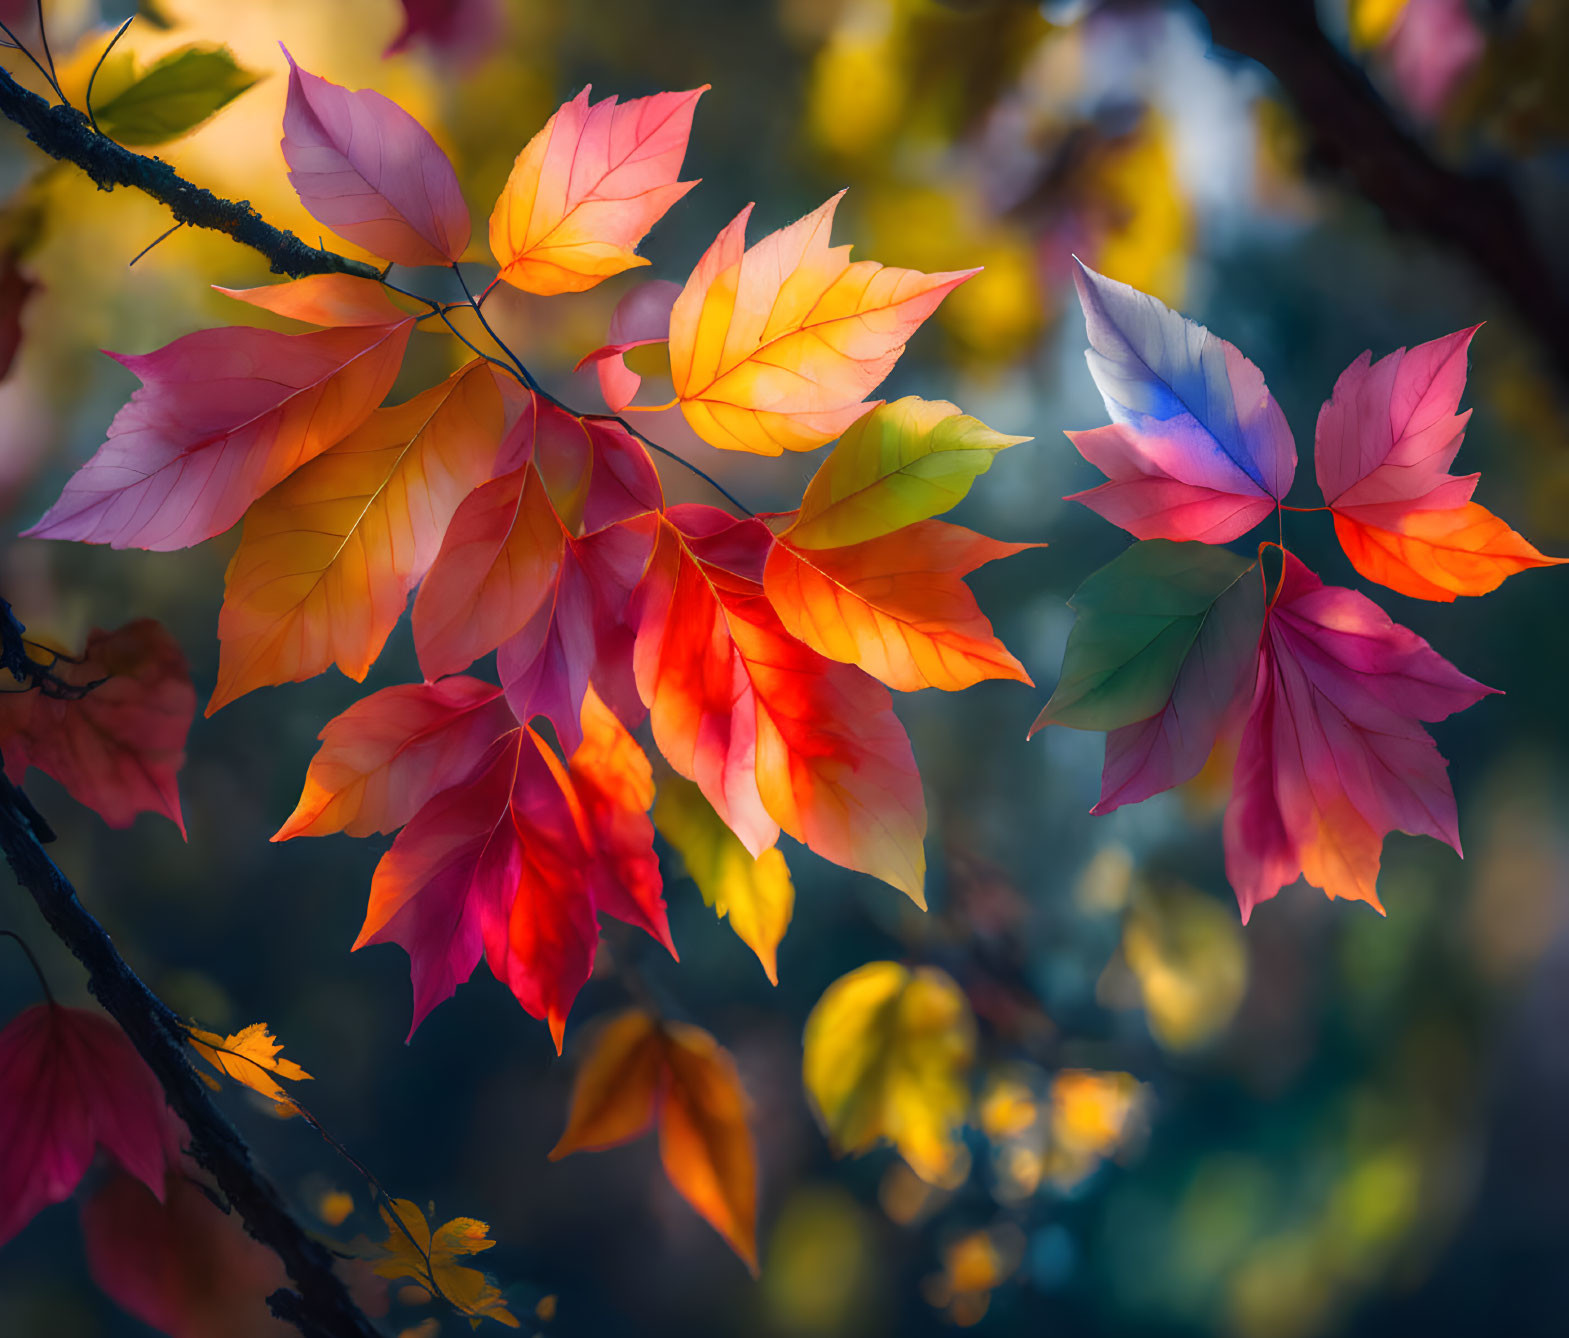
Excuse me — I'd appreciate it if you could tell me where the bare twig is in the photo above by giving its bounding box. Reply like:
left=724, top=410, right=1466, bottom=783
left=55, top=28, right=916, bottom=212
left=0, top=64, right=378, bottom=279
left=1188, top=0, right=1569, bottom=385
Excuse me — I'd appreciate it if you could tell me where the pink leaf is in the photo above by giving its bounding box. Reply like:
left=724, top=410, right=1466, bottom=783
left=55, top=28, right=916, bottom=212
left=280, top=49, right=470, bottom=267
left=575, top=279, right=680, bottom=412
left=25, top=320, right=412, bottom=550
left=1223, top=551, right=1495, bottom=921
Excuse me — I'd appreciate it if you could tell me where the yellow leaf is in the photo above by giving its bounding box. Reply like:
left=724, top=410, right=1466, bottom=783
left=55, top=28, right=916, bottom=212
left=186, top=1021, right=312, bottom=1104
left=668, top=192, right=975, bottom=455
left=373, top=1198, right=519, bottom=1329
left=786, top=397, right=1030, bottom=550
left=802, top=962, right=975, bottom=1185
left=653, top=775, right=795, bottom=983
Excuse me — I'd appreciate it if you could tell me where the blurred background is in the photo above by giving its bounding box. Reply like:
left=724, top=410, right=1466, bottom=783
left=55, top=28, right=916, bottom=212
left=3, top=0, right=1569, bottom=1335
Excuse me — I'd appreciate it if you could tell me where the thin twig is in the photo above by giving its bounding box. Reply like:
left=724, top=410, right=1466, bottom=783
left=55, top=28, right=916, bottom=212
left=31, top=0, right=60, bottom=104
left=0, top=927, right=54, bottom=1003
left=0, top=19, right=63, bottom=100
left=86, top=15, right=136, bottom=135
left=450, top=263, right=536, bottom=387
left=129, top=220, right=185, bottom=267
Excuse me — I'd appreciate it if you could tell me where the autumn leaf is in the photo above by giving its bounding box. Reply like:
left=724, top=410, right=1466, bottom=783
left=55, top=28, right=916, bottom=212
left=764, top=518, right=1036, bottom=692
left=273, top=676, right=516, bottom=841
left=576, top=280, right=681, bottom=412
left=210, top=360, right=507, bottom=712
left=280, top=51, right=470, bottom=267
left=354, top=726, right=597, bottom=1045
left=1315, top=327, right=1563, bottom=599
left=1225, top=550, right=1495, bottom=919
left=567, top=689, right=675, bottom=958
left=186, top=1022, right=312, bottom=1105
left=373, top=1198, right=518, bottom=1328
left=634, top=505, right=927, bottom=901
left=667, top=192, right=975, bottom=455
left=1064, top=260, right=1296, bottom=543
left=82, top=1165, right=295, bottom=1338
left=0, top=1004, right=179, bottom=1246
left=214, top=275, right=411, bottom=328
left=785, top=397, right=1030, bottom=549
left=413, top=398, right=662, bottom=693
left=552, top=1008, right=758, bottom=1270
left=1030, top=540, right=1263, bottom=813
left=0, top=620, right=195, bottom=833
left=652, top=773, right=794, bottom=983
left=802, top=962, right=975, bottom=1186
left=490, top=87, right=705, bottom=295
left=25, top=320, right=413, bottom=551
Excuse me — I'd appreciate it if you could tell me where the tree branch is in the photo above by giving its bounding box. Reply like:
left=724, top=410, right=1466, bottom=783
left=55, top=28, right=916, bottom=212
left=0, top=616, right=382, bottom=1338
left=0, top=64, right=379, bottom=280
left=1188, top=0, right=1569, bottom=385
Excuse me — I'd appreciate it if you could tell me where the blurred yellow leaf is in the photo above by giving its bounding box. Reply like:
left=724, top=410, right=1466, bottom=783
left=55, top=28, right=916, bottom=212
left=803, top=961, right=975, bottom=1185
left=653, top=775, right=795, bottom=983
left=186, top=1021, right=311, bottom=1104
left=373, top=1198, right=518, bottom=1329
left=1121, top=884, right=1249, bottom=1051
left=1349, top=0, right=1411, bottom=49
left=1046, top=1070, right=1146, bottom=1188
left=318, top=1188, right=355, bottom=1227
left=1086, top=114, right=1191, bottom=309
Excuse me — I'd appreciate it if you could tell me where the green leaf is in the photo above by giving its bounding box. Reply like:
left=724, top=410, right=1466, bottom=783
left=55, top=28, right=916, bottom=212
left=95, top=45, right=259, bottom=147
left=1035, top=540, right=1258, bottom=732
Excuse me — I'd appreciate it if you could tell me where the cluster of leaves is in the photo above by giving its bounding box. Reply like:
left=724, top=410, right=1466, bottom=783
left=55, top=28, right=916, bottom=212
left=1036, top=263, right=1561, bottom=918
left=25, top=55, right=1040, bottom=1055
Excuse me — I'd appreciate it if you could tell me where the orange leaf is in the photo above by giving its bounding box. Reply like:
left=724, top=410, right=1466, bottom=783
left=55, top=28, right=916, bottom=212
left=1332, top=503, right=1566, bottom=602
left=765, top=518, right=1037, bottom=692
left=553, top=1008, right=758, bottom=1270
left=214, top=275, right=411, bottom=327
left=186, top=1022, right=312, bottom=1105
left=633, top=506, right=927, bottom=902
left=211, top=360, right=507, bottom=711
left=490, top=86, right=705, bottom=296
left=549, top=1009, right=663, bottom=1156
left=273, top=677, right=515, bottom=841
left=0, top=620, right=194, bottom=834
left=667, top=192, right=975, bottom=455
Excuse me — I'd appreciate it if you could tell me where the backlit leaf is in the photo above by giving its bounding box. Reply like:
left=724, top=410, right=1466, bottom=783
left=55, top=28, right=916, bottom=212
left=94, top=44, right=258, bottom=146
left=1065, top=261, right=1295, bottom=543
left=765, top=518, right=1036, bottom=692
left=652, top=774, right=794, bottom=983
left=25, top=320, right=413, bottom=551
left=553, top=1008, right=758, bottom=1270
left=787, top=397, right=1030, bottom=549
left=281, top=51, right=470, bottom=267
left=802, top=962, right=975, bottom=1185
left=186, top=1022, right=312, bottom=1105
left=372, top=1198, right=518, bottom=1328
left=668, top=193, right=975, bottom=455
left=211, top=360, right=506, bottom=711
left=490, top=87, right=704, bottom=295
left=1225, top=550, right=1495, bottom=919
left=274, top=677, right=515, bottom=841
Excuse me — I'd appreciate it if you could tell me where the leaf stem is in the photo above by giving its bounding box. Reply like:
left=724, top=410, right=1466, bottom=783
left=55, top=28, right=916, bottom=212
left=0, top=927, right=53, bottom=1004
left=86, top=15, right=136, bottom=136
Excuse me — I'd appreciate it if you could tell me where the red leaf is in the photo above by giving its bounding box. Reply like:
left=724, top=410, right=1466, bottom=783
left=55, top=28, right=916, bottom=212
left=82, top=1166, right=296, bottom=1338
left=634, top=506, right=927, bottom=901
left=0, top=1004, right=179, bottom=1246
left=0, top=620, right=195, bottom=833
left=273, top=676, right=516, bottom=841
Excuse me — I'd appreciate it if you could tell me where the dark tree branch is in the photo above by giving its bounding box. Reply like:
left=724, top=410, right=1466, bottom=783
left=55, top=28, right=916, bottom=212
left=1188, top=0, right=1569, bottom=385
left=0, top=64, right=379, bottom=279
left=0, top=608, right=383, bottom=1338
